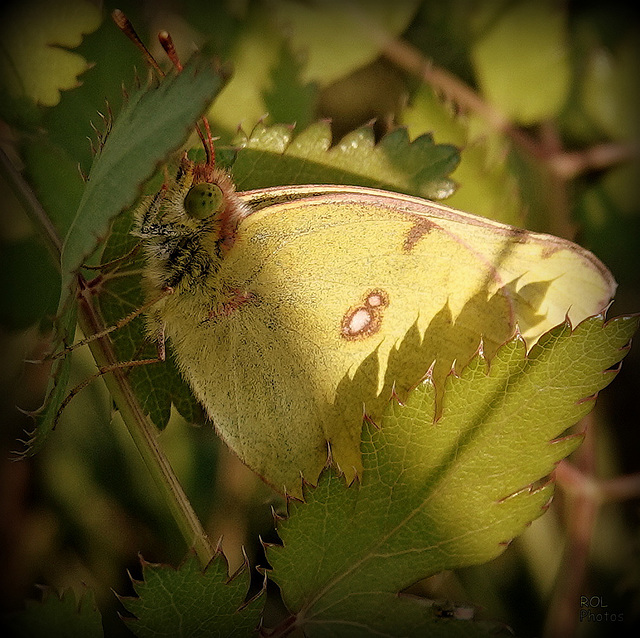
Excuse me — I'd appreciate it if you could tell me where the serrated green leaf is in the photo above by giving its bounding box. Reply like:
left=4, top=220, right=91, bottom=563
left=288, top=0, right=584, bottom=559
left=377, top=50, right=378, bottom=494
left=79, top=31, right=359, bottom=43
left=471, top=1, right=570, bottom=124
left=59, top=55, right=226, bottom=309
left=6, top=587, right=103, bottom=638
left=0, top=0, right=101, bottom=110
left=267, top=314, right=638, bottom=635
left=232, top=121, right=459, bottom=199
left=122, top=553, right=264, bottom=638
left=23, top=299, right=78, bottom=456
left=275, top=590, right=505, bottom=637
left=42, top=7, right=148, bottom=169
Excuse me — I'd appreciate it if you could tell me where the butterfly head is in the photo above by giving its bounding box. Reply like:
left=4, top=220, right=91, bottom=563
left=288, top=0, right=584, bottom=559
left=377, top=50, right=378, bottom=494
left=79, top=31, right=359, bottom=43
left=115, top=9, right=248, bottom=289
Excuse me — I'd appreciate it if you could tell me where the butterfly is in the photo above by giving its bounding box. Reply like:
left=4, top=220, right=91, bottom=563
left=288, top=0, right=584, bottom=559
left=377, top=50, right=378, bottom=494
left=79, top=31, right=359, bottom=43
left=129, top=128, right=615, bottom=496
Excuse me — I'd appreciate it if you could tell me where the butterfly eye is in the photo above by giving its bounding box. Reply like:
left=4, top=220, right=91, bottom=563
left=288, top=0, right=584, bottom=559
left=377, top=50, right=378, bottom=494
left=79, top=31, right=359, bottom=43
left=184, top=183, right=224, bottom=219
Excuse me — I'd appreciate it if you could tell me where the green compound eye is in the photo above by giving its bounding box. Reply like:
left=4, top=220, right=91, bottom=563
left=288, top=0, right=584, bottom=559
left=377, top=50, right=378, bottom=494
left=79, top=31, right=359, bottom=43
left=184, top=183, right=224, bottom=219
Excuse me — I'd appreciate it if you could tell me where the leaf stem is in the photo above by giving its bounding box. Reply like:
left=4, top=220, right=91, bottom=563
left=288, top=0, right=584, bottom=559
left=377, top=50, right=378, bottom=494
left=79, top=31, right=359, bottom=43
left=75, top=276, right=215, bottom=567
left=2, top=145, right=214, bottom=567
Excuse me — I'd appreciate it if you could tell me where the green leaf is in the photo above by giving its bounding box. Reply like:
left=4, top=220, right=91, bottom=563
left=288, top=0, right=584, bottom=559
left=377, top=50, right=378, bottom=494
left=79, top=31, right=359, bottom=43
left=232, top=121, right=459, bottom=199
left=267, top=314, right=638, bottom=635
left=59, top=55, right=226, bottom=309
left=23, top=299, right=78, bottom=456
left=0, top=0, right=101, bottom=110
left=6, top=587, right=103, bottom=638
left=41, top=7, right=148, bottom=170
left=122, top=552, right=264, bottom=637
left=580, top=33, right=640, bottom=141
left=207, top=1, right=419, bottom=136
left=262, top=42, right=317, bottom=130
left=471, top=1, right=570, bottom=124
left=271, top=0, right=420, bottom=86
left=401, top=84, right=523, bottom=225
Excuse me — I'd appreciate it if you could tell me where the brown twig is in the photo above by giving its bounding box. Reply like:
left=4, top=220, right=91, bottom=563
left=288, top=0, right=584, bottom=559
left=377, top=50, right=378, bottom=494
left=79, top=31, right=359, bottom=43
left=377, top=31, right=638, bottom=183
left=548, top=142, right=639, bottom=180
left=0, top=147, right=63, bottom=266
left=556, top=459, right=640, bottom=504
left=544, top=414, right=598, bottom=638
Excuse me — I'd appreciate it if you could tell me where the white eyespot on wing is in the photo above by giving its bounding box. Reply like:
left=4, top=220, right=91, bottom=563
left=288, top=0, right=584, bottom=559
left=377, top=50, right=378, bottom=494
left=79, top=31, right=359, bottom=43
left=340, top=289, right=389, bottom=341
left=366, top=292, right=386, bottom=308
left=346, top=308, right=372, bottom=335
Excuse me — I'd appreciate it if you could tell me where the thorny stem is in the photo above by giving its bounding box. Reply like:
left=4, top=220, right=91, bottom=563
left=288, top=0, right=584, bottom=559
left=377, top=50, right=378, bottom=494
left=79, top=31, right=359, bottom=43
left=1, top=146, right=214, bottom=568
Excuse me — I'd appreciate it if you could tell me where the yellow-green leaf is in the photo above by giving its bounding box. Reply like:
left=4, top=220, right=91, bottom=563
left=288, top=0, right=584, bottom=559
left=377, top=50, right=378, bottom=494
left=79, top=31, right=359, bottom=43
left=0, top=0, right=101, bottom=107
left=471, top=1, right=570, bottom=124
left=268, top=314, right=637, bottom=634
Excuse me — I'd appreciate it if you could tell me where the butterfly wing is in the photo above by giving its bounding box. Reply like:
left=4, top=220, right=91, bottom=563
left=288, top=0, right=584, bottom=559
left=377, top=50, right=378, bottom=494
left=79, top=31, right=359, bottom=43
left=164, top=186, right=615, bottom=494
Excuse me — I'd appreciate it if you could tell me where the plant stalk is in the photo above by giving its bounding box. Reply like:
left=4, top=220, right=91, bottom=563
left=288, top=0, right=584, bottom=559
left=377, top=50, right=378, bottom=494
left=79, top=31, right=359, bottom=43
left=1, top=147, right=213, bottom=567
left=75, top=276, right=215, bottom=567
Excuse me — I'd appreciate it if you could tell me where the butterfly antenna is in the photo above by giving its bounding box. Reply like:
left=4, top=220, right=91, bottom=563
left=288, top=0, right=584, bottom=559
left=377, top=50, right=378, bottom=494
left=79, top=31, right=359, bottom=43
left=112, top=9, right=165, bottom=77
left=201, top=115, right=216, bottom=169
left=157, top=30, right=183, bottom=71
left=158, top=30, right=215, bottom=169
left=114, top=10, right=215, bottom=170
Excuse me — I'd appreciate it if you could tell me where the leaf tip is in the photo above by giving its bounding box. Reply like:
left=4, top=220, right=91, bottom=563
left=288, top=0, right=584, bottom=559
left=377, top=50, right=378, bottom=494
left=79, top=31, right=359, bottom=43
left=269, top=504, right=286, bottom=524
left=364, top=412, right=381, bottom=431
left=419, top=359, right=437, bottom=385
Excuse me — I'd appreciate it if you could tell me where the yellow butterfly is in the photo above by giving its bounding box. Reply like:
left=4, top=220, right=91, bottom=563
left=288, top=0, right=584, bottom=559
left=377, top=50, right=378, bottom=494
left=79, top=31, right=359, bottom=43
left=132, top=144, right=615, bottom=496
